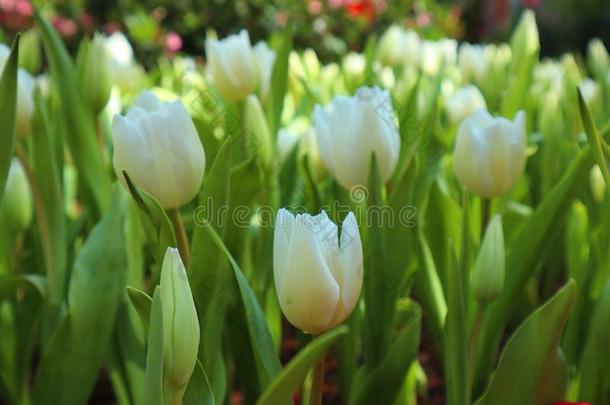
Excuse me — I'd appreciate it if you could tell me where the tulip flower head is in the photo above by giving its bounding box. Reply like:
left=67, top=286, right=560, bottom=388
left=159, top=247, right=200, bottom=400
left=445, top=85, right=487, bottom=125
left=205, top=30, right=276, bottom=101
left=103, top=32, right=140, bottom=92
left=112, top=91, right=206, bottom=208
left=313, top=86, right=400, bottom=189
left=274, top=209, right=363, bottom=334
left=1, top=158, right=32, bottom=231
left=0, top=44, right=34, bottom=138
left=453, top=109, right=527, bottom=198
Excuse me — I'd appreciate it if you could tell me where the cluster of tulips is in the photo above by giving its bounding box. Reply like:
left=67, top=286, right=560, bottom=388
left=0, top=5, right=609, bottom=405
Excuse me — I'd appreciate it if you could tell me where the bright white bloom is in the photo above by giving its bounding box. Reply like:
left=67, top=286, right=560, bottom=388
left=274, top=209, right=363, bottom=334
left=103, top=32, right=139, bottom=91
left=579, top=78, right=599, bottom=104
left=421, top=39, right=457, bottom=76
left=205, top=30, right=275, bottom=101
left=0, top=44, right=34, bottom=137
left=453, top=109, right=527, bottom=198
left=378, top=25, right=421, bottom=66
left=459, top=43, right=487, bottom=83
left=112, top=91, right=205, bottom=208
left=343, top=52, right=366, bottom=81
left=445, top=85, right=487, bottom=125
left=313, top=86, right=400, bottom=189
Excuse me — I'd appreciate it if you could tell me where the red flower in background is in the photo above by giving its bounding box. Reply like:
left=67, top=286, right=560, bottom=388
left=344, top=0, right=376, bottom=22
left=0, top=0, right=33, bottom=30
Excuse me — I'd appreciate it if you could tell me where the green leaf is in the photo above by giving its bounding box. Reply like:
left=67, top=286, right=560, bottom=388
left=127, top=286, right=152, bottom=337
left=475, top=146, right=594, bottom=388
left=578, top=88, right=610, bottom=191
left=475, top=280, right=576, bottom=405
left=32, top=189, right=127, bottom=404
left=123, top=171, right=176, bottom=267
left=578, top=282, right=610, bottom=403
left=0, top=274, right=46, bottom=301
left=189, top=136, right=232, bottom=404
left=184, top=360, right=216, bottom=405
left=444, top=242, right=467, bottom=405
left=144, top=286, right=164, bottom=405
left=267, top=30, right=292, bottom=137
left=256, top=326, right=349, bottom=405
left=0, top=35, right=19, bottom=202
left=34, top=9, right=111, bottom=214
left=350, top=302, right=422, bottom=405
left=203, top=223, right=282, bottom=389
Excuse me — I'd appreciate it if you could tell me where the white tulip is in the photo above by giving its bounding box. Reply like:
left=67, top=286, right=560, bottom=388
left=458, top=43, right=487, bottom=83
left=313, top=86, right=400, bottom=189
left=0, top=44, right=34, bottom=137
left=274, top=209, right=363, bottom=334
left=421, top=39, right=457, bottom=76
left=343, top=52, right=366, bottom=81
left=453, top=109, right=527, bottom=198
left=205, top=30, right=275, bottom=102
left=378, top=25, right=420, bottom=67
left=112, top=91, right=205, bottom=208
left=579, top=78, right=599, bottom=105
left=103, top=32, right=139, bottom=92
left=445, top=85, right=487, bottom=125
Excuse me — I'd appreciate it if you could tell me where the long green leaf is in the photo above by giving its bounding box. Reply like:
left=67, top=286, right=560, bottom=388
left=578, top=88, right=610, bottom=190
left=475, top=280, right=576, bottom=405
left=350, top=302, right=421, bottom=405
left=0, top=274, right=46, bottom=301
left=0, top=35, right=19, bottom=201
left=475, top=146, right=593, bottom=388
left=34, top=9, right=111, bottom=214
left=184, top=360, right=216, bottom=405
left=127, top=286, right=152, bottom=337
left=32, top=189, right=127, bottom=404
left=144, top=286, right=164, bottom=405
left=203, top=224, right=281, bottom=389
left=256, top=326, right=349, bottom=405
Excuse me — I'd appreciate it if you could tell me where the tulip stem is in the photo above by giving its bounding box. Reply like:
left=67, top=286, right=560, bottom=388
left=169, top=208, right=190, bottom=268
left=467, top=304, right=485, bottom=400
left=310, top=355, right=326, bottom=405
left=481, top=198, right=491, bottom=237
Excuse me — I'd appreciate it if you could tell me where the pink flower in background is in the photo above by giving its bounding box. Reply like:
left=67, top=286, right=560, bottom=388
left=522, top=0, right=543, bottom=7
left=328, top=0, right=344, bottom=9
left=308, top=0, right=322, bottom=15
left=0, top=0, right=33, bottom=30
left=165, top=31, right=183, bottom=54
left=103, top=22, right=122, bottom=34
left=52, top=16, right=78, bottom=38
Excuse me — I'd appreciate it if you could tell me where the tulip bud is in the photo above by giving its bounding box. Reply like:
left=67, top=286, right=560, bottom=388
left=274, top=209, right=363, bottom=334
left=245, top=94, right=273, bottom=168
left=18, top=29, right=41, bottom=74
left=471, top=215, right=505, bottom=304
left=205, top=30, right=275, bottom=102
left=299, top=127, right=326, bottom=181
left=509, top=10, right=539, bottom=73
left=103, top=32, right=140, bottom=92
left=378, top=25, right=420, bottom=67
left=420, top=39, right=457, bottom=76
left=313, top=86, right=400, bottom=189
left=342, top=52, right=365, bottom=84
left=112, top=91, right=206, bottom=208
left=445, top=85, right=487, bottom=125
left=459, top=43, right=487, bottom=83
left=0, top=44, right=35, bottom=138
left=453, top=109, right=527, bottom=198
left=77, top=34, right=112, bottom=115
left=159, top=247, right=200, bottom=401
left=587, top=38, right=609, bottom=79
left=590, top=165, right=607, bottom=203
left=1, top=159, right=32, bottom=231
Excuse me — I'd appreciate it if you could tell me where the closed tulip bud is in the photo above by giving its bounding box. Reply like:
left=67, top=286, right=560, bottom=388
left=471, top=215, right=505, bottom=304
left=205, top=30, right=275, bottom=102
left=453, top=110, right=527, bottom=198
left=510, top=10, right=539, bottom=71
left=274, top=209, right=363, bottom=334
left=1, top=159, right=32, bottom=231
left=18, top=29, right=41, bottom=74
left=245, top=94, right=273, bottom=168
left=459, top=43, right=487, bottom=83
left=590, top=165, right=607, bottom=203
left=77, top=34, right=111, bottom=115
left=103, top=32, right=140, bottom=92
left=342, top=52, right=366, bottom=83
left=0, top=44, right=35, bottom=138
left=112, top=91, right=206, bottom=208
left=587, top=38, right=609, bottom=78
left=378, top=25, right=420, bottom=67
left=313, top=86, right=400, bottom=189
left=420, top=39, right=457, bottom=76
left=159, top=247, right=200, bottom=401
left=445, top=85, right=487, bottom=125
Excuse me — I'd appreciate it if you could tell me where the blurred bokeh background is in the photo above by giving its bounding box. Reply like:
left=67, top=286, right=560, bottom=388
left=1, top=0, right=609, bottom=68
